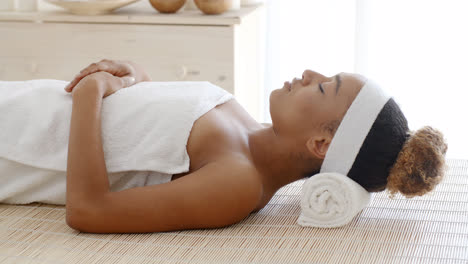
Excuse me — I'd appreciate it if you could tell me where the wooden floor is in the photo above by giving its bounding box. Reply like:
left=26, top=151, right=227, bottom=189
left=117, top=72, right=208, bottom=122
left=1, top=159, right=467, bottom=264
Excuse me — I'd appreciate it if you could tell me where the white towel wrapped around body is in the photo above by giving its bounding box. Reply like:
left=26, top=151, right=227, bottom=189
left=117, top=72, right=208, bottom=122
left=0, top=79, right=233, bottom=174
left=0, top=79, right=234, bottom=205
left=297, top=172, right=371, bottom=228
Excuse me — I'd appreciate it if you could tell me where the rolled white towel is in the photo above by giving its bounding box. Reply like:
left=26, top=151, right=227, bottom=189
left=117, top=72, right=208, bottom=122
left=297, top=172, right=371, bottom=228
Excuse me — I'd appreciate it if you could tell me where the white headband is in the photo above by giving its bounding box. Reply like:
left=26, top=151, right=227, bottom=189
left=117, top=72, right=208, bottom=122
left=320, top=79, right=391, bottom=175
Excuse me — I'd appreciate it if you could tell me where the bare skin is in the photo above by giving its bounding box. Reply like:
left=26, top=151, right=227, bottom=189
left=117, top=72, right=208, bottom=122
left=171, top=70, right=365, bottom=210
left=63, top=60, right=365, bottom=233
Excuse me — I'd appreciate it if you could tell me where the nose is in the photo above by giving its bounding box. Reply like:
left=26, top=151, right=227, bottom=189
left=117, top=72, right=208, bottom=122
left=302, top=70, right=328, bottom=85
left=303, top=69, right=325, bottom=79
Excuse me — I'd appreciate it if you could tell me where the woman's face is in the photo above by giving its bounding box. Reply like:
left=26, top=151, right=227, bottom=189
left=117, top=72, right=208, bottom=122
left=269, top=70, right=366, bottom=142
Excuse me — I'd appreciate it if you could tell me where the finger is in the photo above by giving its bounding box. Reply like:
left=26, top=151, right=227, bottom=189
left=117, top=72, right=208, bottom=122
left=64, top=74, right=85, bottom=91
left=100, top=58, right=113, bottom=63
left=64, top=77, right=80, bottom=91
left=79, top=63, right=108, bottom=78
left=108, top=61, right=133, bottom=77
left=65, top=64, right=97, bottom=91
left=121, top=76, right=136, bottom=88
left=88, top=60, right=132, bottom=78
left=65, top=64, right=110, bottom=91
left=79, top=62, right=98, bottom=74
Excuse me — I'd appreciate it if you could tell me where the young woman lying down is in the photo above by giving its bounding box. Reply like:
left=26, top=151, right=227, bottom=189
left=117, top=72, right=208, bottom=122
left=0, top=59, right=447, bottom=233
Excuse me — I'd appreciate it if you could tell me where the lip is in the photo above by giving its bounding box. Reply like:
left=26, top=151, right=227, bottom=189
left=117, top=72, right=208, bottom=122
left=292, top=77, right=300, bottom=86
left=284, top=81, right=291, bottom=91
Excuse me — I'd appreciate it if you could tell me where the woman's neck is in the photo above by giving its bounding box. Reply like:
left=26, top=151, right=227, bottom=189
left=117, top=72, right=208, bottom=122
left=247, top=124, right=320, bottom=194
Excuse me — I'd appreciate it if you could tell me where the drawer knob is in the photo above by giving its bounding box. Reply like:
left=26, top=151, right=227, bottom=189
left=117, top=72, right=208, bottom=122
left=187, top=70, right=200, bottom=76
left=178, top=66, right=200, bottom=79
left=177, top=66, right=187, bottom=79
left=29, top=62, right=38, bottom=73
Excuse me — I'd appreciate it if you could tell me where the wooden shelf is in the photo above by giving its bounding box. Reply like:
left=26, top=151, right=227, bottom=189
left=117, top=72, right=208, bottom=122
left=0, top=0, right=261, bottom=26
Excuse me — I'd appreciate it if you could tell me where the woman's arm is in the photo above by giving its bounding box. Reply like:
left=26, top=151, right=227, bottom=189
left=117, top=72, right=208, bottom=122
left=65, top=77, right=111, bottom=227
left=65, top=74, right=262, bottom=233
left=68, top=162, right=262, bottom=233
left=65, top=59, right=151, bottom=92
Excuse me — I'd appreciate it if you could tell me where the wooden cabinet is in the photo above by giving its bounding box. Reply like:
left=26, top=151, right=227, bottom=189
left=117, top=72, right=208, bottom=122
left=0, top=0, right=264, bottom=120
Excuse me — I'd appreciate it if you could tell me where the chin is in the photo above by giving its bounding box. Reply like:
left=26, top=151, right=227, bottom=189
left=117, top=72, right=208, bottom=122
left=269, top=88, right=280, bottom=99
left=268, top=91, right=276, bottom=109
left=268, top=96, right=277, bottom=123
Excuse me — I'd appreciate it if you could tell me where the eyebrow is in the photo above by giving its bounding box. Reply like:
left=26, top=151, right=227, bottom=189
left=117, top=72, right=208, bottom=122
left=335, top=74, right=342, bottom=95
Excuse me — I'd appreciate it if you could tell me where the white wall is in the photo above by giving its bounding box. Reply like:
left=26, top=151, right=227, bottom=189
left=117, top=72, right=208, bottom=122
left=263, top=0, right=356, bottom=120
left=263, top=0, right=468, bottom=159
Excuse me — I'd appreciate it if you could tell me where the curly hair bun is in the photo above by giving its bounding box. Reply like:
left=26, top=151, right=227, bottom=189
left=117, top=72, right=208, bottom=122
left=386, top=126, right=448, bottom=198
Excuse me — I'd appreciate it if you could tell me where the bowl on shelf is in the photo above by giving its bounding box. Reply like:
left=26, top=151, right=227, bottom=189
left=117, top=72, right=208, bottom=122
left=44, top=0, right=140, bottom=15
left=149, top=0, right=186, bottom=13
left=194, top=0, right=232, bottom=14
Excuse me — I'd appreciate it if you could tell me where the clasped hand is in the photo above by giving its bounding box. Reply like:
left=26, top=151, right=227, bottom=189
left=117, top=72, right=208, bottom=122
left=64, top=59, right=142, bottom=98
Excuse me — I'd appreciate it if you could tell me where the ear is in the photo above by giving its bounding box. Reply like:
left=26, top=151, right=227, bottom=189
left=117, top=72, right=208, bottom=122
left=306, top=135, right=332, bottom=159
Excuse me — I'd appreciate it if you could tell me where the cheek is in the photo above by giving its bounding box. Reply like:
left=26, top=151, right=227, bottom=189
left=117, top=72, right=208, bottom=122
left=296, top=94, right=337, bottom=126
left=271, top=95, right=303, bottom=134
left=282, top=96, right=317, bottom=131
left=296, top=94, right=322, bottom=114
left=276, top=106, right=300, bottom=130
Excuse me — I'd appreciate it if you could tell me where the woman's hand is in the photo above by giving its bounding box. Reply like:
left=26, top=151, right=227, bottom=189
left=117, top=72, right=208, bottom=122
left=69, top=71, right=134, bottom=98
left=64, top=59, right=151, bottom=93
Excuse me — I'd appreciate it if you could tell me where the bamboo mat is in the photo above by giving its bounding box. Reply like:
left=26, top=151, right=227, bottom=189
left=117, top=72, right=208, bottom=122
left=1, top=159, right=467, bottom=264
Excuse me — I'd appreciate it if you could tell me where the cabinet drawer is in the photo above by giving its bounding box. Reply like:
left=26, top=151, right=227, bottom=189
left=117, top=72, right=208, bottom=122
left=0, top=22, right=235, bottom=93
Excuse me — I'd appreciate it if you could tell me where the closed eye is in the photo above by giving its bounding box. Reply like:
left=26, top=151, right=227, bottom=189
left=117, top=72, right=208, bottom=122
left=319, top=83, right=325, bottom=94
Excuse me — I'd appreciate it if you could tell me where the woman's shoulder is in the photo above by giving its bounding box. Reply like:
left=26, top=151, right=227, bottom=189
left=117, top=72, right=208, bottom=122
left=217, top=155, right=270, bottom=212
left=175, top=157, right=265, bottom=220
left=224, top=155, right=280, bottom=212
left=219, top=155, right=264, bottom=194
